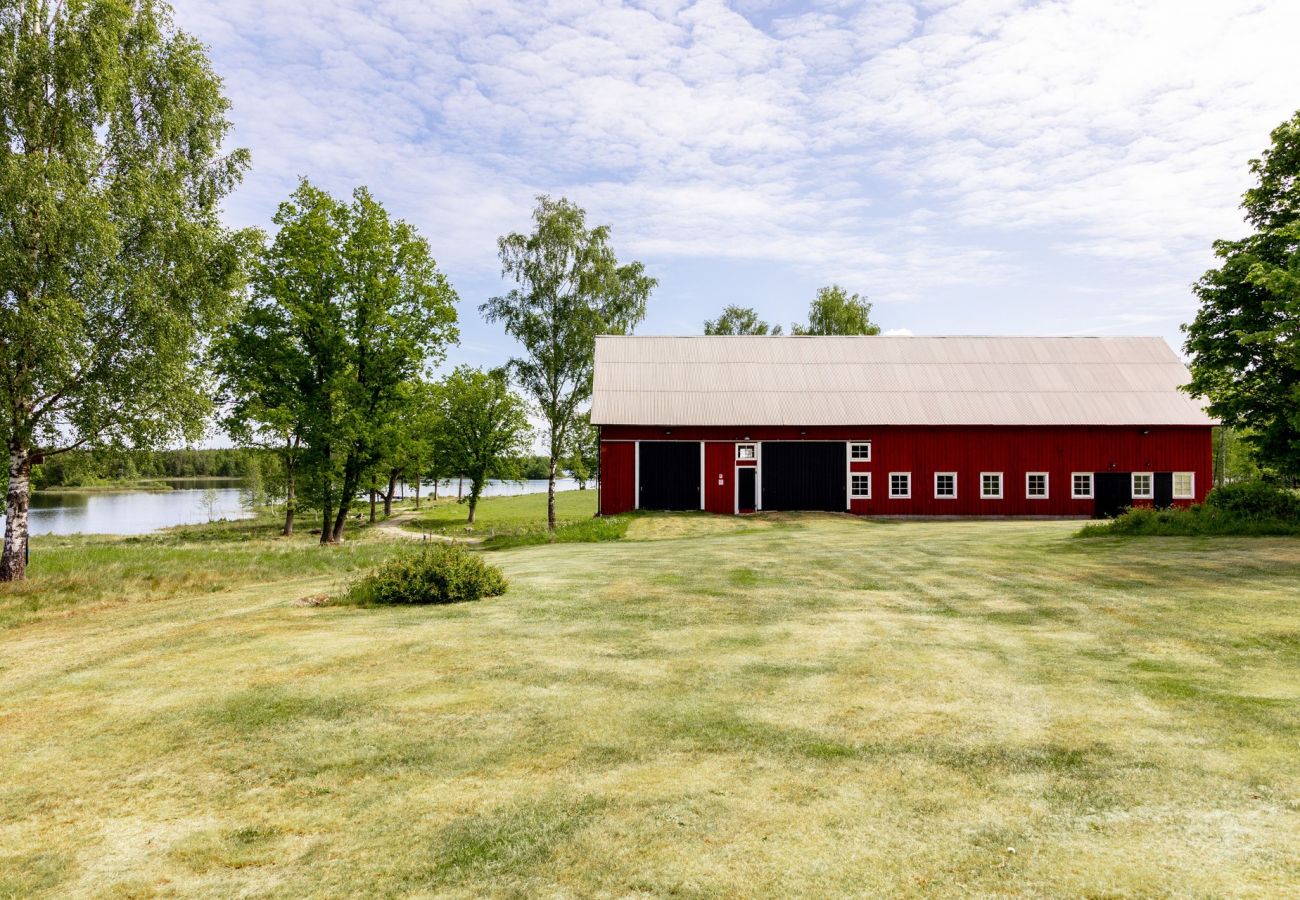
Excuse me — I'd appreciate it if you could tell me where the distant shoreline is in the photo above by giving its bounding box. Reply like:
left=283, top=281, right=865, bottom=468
left=35, top=477, right=247, bottom=495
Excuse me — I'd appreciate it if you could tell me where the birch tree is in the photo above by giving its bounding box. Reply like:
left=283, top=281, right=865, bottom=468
left=0, top=0, right=251, bottom=580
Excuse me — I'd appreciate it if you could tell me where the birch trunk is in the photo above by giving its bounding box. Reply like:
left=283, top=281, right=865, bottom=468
left=0, top=440, right=31, bottom=582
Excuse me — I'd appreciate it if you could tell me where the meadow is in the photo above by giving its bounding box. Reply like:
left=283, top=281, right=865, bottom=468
left=2, top=494, right=1298, bottom=897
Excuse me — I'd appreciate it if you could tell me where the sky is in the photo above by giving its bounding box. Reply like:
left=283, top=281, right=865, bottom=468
left=170, top=0, right=1300, bottom=367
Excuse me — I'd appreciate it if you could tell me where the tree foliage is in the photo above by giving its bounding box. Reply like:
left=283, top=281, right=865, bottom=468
left=562, top=411, right=599, bottom=488
left=0, top=0, right=252, bottom=580
left=704, top=305, right=782, bottom=335
left=230, top=180, right=458, bottom=543
left=482, top=196, right=655, bottom=529
left=431, top=366, right=531, bottom=524
left=792, top=285, right=881, bottom=336
left=1184, top=111, right=1300, bottom=477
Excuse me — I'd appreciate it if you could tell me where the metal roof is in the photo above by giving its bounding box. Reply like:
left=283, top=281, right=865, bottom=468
left=590, top=336, right=1215, bottom=427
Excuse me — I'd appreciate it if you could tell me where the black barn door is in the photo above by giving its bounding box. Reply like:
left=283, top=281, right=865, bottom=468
left=638, top=442, right=700, bottom=510
left=737, top=468, right=756, bottom=511
left=761, top=442, right=846, bottom=511
left=1154, top=473, right=1173, bottom=509
left=1093, top=472, right=1131, bottom=519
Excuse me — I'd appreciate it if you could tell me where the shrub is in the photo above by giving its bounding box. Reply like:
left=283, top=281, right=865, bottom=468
left=343, top=543, right=507, bottom=605
left=1204, top=480, right=1300, bottom=520
left=1078, top=481, right=1300, bottom=538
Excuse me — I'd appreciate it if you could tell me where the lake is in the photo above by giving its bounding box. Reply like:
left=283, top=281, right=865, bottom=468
left=16, top=477, right=582, bottom=536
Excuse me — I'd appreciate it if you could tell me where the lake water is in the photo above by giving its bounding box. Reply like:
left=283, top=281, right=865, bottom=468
left=16, top=477, right=582, bottom=536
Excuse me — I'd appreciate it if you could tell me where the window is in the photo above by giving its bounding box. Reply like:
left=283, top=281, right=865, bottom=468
left=1173, top=471, right=1194, bottom=499
left=851, top=473, right=871, bottom=498
left=850, top=442, right=872, bottom=461
left=981, top=472, right=1003, bottom=499
left=889, top=472, right=911, bottom=499
left=1132, top=472, right=1153, bottom=499
left=934, top=472, right=957, bottom=499
left=1026, top=472, right=1048, bottom=499
left=736, top=443, right=755, bottom=460
left=1072, top=472, right=1093, bottom=499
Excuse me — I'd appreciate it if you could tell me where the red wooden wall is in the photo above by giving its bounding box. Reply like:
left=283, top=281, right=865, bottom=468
left=598, top=425, right=1212, bottom=517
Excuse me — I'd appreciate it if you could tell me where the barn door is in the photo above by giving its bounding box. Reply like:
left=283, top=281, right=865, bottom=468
left=1093, top=472, right=1131, bottom=519
left=1153, top=473, right=1174, bottom=509
left=737, top=467, right=756, bottom=512
left=760, top=442, right=847, bottom=511
left=638, top=442, right=701, bottom=510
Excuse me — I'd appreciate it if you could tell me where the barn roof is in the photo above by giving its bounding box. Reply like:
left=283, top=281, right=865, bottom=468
left=590, top=335, right=1215, bottom=427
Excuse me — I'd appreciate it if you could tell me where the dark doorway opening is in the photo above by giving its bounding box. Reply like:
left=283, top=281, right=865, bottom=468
left=737, top=467, right=756, bottom=512
left=1154, top=472, right=1173, bottom=509
left=760, top=442, right=847, bottom=512
left=1093, top=472, right=1132, bottom=519
left=638, top=442, right=700, bottom=511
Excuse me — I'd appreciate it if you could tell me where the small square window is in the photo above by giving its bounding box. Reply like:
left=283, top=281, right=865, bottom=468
left=889, top=472, right=911, bottom=499
left=1132, top=472, right=1153, bottom=499
left=1026, top=472, right=1048, bottom=499
left=1072, top=472, right=1093, bottom=499
left=850, top=442, right=872, bottom=461
left=736, top=443, right=756, bottom=460
left=934, top=472, right=957, bottom=499
left=981, top=472, right=1003, bottom=499
left=1173, top=472, right=1194, bottom=499
left=851, top=473, right=871, bottom=498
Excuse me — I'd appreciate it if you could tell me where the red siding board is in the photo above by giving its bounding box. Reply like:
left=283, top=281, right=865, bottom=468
left=598, top=426, right=1212, bottom=517
left=599, top=441, right=635, bottom=515
left=704, top=443, right=734, bottom=514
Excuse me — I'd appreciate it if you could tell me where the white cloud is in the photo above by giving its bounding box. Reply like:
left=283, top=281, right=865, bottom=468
left=170, top=0, right=1300, bottom=342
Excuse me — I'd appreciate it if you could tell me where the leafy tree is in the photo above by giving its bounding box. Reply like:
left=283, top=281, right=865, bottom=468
left=432, top=367, right=531, bottom=524
left=704, top=305, right=782, bottom=335
left=0, top=0, right=251, bottom=581
left=482, top=196, right=655, bottom=530
left=563, top=411, right=599, bottom=489
left=213, top=245, right=309, bottom=535
left=792, top=285, right=881, bottom=335
left=236, top=180, right=458, bottom=544
left=1184, top=111, right=1300, bottom=477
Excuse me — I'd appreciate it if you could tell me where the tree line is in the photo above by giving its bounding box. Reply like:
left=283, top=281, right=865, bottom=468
left=2, top=1, right=1297, bottom=582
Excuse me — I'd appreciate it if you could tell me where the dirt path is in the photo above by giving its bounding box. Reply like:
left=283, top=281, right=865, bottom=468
left=371, top=511, right=482, bottom=545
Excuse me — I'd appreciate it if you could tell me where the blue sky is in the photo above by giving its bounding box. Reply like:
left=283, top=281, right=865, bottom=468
left=172, top=0, right=1299, bottom=367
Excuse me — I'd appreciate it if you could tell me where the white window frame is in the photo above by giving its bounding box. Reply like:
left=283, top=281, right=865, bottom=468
left=1025, top=472, right=1049, bottom=500
left=1172, top=471, right=1194, bottom=499
left=889, top=472, right=911, bottom=499
left=981, top=472, right=1003, bottom=500
left=850, top=441, right=872, bottom=461
left=934, top=472, right=957, bottom=499
left=850, top=472, right=871, bottom=499
left=1132, top=472, right=1153, bottom=499
left=1071, top=472, right=1094, bottom=499
left=736, top=443, right=756, bottom=461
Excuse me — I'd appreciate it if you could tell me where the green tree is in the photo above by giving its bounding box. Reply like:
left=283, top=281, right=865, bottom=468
left=792, top=285, right=881, bottom=336
left=237, top=180, right=458, bottom=544
left=432, top=367, right=531, bottom=525
left=212, top=244, right=308, bottom=535
left=1185, top=111, right=1300, bottom=477
left=563, top=411, right=599, bottom=489
left=0, top=0, right=251, bottom=581
left=704, top=305, right=782, bottom=335
left=482, top=196, right=655, bottom=530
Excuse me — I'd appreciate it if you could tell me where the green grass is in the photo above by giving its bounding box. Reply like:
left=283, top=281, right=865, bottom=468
left=404, top=489, right=598, bottom=539
left=2, top=512, right=1299, bottom=896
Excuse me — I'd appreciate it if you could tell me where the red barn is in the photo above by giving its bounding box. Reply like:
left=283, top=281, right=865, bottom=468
left=591, top=335, right=1214, bottom=519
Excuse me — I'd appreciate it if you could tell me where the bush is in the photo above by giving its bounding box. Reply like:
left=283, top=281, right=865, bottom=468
left=1079, top=481, right=1300, bottom=537
left=1204, top=480, right=1300, bottom=520
left=343, top=543, right=507, bottom=605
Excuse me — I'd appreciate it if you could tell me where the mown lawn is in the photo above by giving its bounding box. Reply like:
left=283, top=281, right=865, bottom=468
left=2, top=505, right=1298, bottom=896
left=403, top=488, right=598, bottom=537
